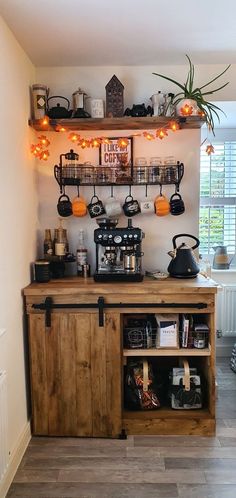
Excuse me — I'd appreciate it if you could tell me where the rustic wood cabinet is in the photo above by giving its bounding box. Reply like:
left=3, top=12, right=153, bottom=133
left=24, top=276, right=217, bottom=437
left=28, top=310, right=122, bottom=437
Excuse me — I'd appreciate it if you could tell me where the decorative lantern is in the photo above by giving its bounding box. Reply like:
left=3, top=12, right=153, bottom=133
left=105, top=75, right=124, bottom=117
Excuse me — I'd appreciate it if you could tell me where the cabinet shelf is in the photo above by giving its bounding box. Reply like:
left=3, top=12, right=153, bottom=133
left=123, top=347, right=211, bottom=357
left=123, top=407, right=211, bottom=420
left=28, top=116, right=206, bottom=132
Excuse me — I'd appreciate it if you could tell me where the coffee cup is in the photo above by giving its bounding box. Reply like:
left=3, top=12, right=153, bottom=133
left=123, top=195, right=141, bottom=217
left=72, top=195, right=87, bottom=217
left=154, top=194, right=170, bottom=216
left=105, top=196, right=122, bottom=218
left=170, top=193, right=185, bottom=215
left=140, top=199, right=154, bottom=214
left=87, top=195, right=106, bottom=218
left=57, top=194, right=72, bottom=217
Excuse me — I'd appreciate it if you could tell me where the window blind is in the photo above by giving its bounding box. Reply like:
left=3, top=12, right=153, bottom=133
left=199, top=142, right=236, bottom=255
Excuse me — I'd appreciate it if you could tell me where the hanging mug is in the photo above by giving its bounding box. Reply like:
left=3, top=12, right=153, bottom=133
left=123, top=195, right=141, bottom=217
left=57, top=194, right=72, bottom=217
left=140, top=199, right=154, bottom=214
left=72, top=195, right=87, bottom=217
left=170, top=193, right=185, bottom=216
left=87, top=195, right=106, bottom=218
left=154, top=194, right=170, bottom=216
left=105, top=196, right=122, bottom=218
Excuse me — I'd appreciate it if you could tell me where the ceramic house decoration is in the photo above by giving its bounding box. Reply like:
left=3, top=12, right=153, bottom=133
left=105, top=75, right=124, bottom=117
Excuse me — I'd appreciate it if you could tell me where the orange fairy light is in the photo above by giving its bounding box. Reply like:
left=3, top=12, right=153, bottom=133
left=79, top=139, right=91, bottom=149
left=91, top=138, right=101, bottom=148
left=143, top=131, right=155, bottom=141
left=57, top=126, right=66, bottom=132
left=41, top=116, right=49, bottom=126
left=180, top=104, right=193, bottom=116
left=38, top=135, right=50, bottom=147
left=101, top=137, right=112, bottom=145
left=198, top=110, right=206, bottom=118
left=169, top=121, right=180, bottom=132
left=206, top=144, right=215, bottom=156
left=156, top=128, right=168, bottom=140
left=117, top=138, right=129, bottom=149
left=39, top=150, right=50, bottom=161
left=68, top=132, right=80, bottom=142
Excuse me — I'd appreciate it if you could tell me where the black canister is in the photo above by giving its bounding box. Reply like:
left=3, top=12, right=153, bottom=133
left=34, top=260, right=50, bottom=282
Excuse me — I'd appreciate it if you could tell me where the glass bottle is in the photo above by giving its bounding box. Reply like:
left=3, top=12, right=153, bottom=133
left=43, top=229, right=53, bottom=258
left=55, top=219, right=66, bottom=258
left=63, top=229, right=69, bottom=255
left=76, top=229, right=87, bottom=275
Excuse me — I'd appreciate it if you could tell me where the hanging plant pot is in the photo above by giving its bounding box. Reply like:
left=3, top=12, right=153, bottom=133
left=175, top=99, right=200, bottom=117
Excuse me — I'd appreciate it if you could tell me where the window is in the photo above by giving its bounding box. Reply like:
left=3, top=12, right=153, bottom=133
left=199, top=142, right=236, bottom=256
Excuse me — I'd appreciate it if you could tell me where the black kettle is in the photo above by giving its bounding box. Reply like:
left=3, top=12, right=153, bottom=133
left=46, top=96, right=73, bottom=118
left=167, top=234, right=200, bottom=278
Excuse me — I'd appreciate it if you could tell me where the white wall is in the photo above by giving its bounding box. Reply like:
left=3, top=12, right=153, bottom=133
left=0, top=16, right=37, bottom=455
left=35, top=66, right=201, bottom=272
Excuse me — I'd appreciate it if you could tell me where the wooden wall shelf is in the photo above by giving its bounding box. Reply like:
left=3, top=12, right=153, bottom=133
left=28, top=116, right=206, bottom=132
left=123, top=347, right=211, bottom=357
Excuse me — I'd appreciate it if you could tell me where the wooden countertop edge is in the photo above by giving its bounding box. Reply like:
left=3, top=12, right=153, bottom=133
left=23, top=275, right=218, bottom=296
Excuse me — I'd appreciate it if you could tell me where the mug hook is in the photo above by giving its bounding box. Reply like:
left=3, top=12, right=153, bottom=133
left=77, top=185, right=80, bottom=197
left=145, top=184, right=148, bottom=198
left=160, top=184, right=163, bottom=196
left=93, top=185, right=96, bottom=197
left=111, top=185, right=114, bottom=197
left=129, top=185, right=132, bottom=196
left=175, top=183, right=180, bottom=193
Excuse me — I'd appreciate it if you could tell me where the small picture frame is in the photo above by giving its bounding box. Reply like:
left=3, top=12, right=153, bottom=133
left=99, top=137, right=133, bottom=167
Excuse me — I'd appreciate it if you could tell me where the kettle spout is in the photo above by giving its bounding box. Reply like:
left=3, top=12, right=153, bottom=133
left=168, top=250, right=175, bottom=258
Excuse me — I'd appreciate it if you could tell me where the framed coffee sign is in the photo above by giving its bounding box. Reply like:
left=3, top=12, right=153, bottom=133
left=99, top=137, right=133, bottom=167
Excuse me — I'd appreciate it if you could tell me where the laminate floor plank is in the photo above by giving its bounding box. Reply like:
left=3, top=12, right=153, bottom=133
left=129, top=446, right=236, bottom=458
left=178, top=483, right=236, bottom=498
left=58, top=468, right=206, bottom=484
left=224, top=418, right=236, bottom=427
left=24, top=444, right=127, bottom=458
left=7, top=482, right=178, bottom=498
left=29, top=436, right=134, bottom=447
left=165, top=457, right=236, bottom=470
left=133, top=435, right=221, bottom=447
left=22, top=456, right=165, bottom=470
left=13, top=469, right=59, bottom=482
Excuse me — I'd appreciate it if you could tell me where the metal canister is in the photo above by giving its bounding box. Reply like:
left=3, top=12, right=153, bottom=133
left=32, top=84, right=48, bottom=119
left=34, top=260, right=50, bottom=283
left=82, top=264, right=91, bottom=278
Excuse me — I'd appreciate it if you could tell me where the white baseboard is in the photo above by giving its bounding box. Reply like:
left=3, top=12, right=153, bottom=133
left=0, top=421, right=31, bottom=498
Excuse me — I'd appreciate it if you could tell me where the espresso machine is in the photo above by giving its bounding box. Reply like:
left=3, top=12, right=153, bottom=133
left=94, top=218, right=144, bottom=282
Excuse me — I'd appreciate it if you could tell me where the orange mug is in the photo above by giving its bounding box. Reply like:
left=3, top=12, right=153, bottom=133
left=154, top=194, right=170, bottom=216
left=72, top=196, right=87, bottom=217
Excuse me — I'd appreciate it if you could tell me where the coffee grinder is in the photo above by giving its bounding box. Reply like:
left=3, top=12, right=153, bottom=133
left=94, top=218, right=144, bottom=282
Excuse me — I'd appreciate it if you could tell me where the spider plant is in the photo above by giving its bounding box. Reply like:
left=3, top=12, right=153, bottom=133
left=153, top=55, right=231, bottom=134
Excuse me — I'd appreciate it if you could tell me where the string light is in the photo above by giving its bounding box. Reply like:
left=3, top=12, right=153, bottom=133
left=206, top=144, right=215, bottom=155
left=41, top=116, right=49, bottom=126
left=117, top=138, right=130, bottom=149
left=68, top=132, right=80, bottom=142
left=39, top=150, right=50, bottom=161
left=156, top=128, right=168, bottom=140
left=169, top=121, right=180, bottom=132
left=179, top=104, right=193, bottom=116
left=38, top=135, right=50, bottom=147
left=143, top=132, right=155, bottom=141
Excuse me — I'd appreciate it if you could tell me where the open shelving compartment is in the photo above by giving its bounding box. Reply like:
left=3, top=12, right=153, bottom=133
left=121, top=311, right=215, bottom=436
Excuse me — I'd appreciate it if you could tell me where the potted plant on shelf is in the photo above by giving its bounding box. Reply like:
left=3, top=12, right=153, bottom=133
left=153, top=55, right=230, bottom=134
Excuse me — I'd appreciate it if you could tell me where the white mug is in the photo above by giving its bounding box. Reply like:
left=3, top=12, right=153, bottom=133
left=140, top=199, right=154, bottom=214
left=105, top=196, right=122, bottom=217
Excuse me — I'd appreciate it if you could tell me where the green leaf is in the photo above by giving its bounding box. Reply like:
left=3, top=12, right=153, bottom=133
left=152, top=72, right=186, bottom=92
left=201, top=82, right=229, bottom=96
left=198, top=64, right=231, bottom=91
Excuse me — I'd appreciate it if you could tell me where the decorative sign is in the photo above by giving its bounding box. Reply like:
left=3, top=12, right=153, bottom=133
left=99, top=137, right=133, bottom=167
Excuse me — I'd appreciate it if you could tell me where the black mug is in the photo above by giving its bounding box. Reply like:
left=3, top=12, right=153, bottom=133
left=57, top=194, right=72, bottom=217
left=87, top=195, right=106, bottom=218
left=170, top=193, right=185, bottom=216
left=123, top=195, right=141, bottom=217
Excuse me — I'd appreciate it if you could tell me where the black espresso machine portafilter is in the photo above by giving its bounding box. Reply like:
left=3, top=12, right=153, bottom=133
left=94, top=218, right=144, bottom=282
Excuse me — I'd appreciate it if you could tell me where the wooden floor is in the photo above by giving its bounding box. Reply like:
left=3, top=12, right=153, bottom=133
left=7, top=357, right=236, bottom=498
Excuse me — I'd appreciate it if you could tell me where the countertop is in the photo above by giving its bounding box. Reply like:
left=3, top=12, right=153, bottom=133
left=23, top=275, right=218, bottom=296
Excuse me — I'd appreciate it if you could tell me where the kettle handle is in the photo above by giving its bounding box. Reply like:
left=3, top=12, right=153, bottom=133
left=172, top=233, right=200, bottom=250
left=47, top=96, right=70, bottom=110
